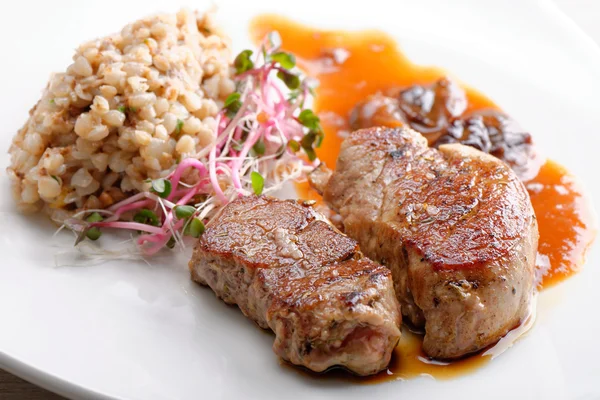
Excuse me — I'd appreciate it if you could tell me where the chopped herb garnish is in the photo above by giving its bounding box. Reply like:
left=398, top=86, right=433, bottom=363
left=51, top=175, right=60, bottom=183
left=118, top=106, right=138, bottom=113
left=151, top=178, right=172, bottom=198
left=271, top=51, right=296, bottom=69
left=133, top=209, right=160, bottom=226
left=174, top=205, right=196, bottom=219
left=234, top=50, right=254, bottom=74
left=49, top=99, right=55, bottom=105
left=175, top=119, right=184, bottom=135
left=186, top=218, right=205, bottom=238
left=276, top=70, right=300, bottom=90
left=251, top=171, right=264, bottom=195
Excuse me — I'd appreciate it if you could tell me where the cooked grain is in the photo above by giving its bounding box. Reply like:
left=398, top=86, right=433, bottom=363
left=7, top=9, right=234, bottom=222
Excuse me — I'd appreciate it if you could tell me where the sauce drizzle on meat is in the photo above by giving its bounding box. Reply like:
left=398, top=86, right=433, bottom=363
left=250, top=14, right=597, bottom=380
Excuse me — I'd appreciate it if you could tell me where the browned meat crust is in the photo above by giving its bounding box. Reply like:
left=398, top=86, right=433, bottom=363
left=311, top=127, right=538, bottom=359
left=189, top=195, right=402, bottom=375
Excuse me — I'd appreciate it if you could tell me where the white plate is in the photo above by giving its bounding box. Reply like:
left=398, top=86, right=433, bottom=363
left=1, top=1, right=599, bottom=399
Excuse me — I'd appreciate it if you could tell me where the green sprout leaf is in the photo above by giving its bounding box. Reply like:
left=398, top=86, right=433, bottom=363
left=175, top=119, right=184, bottom=135
left=133, top=209, right=160, bottom=226
left=151, top=178, right=172, bottom=199
left=224, top=92, right=242, bottom=117
left=313, top=129, right=325, bottom=148
left=271, top=51, right=296, bottom=69
left=174, top=205, right=196, bottom=220
left=224, top=92, right=240, bottom=108
left=86, top=227, right=102, bottom=241
left=85, top=212, right=103, bottom=241
left=234, top=50, right=254, bottom=74
left=251, top=171, right=264, bottom=196
left=298, top=110, right=324, bottom=149
left=276, top=70, right=300, bottom=90
left=298, top=109, right=320, bottom=131
left=288, top=140, right=300, bottom=152
left=186, top=218, right=205, bottom=238
left=252, top=139, right=266, bottom=156
left=231, top=141, right=243, bottom=152
left=86, top=212, right=103, bottom=223
left=301, top=132, right=318, bottom=161
left=166, top=236, right=176, bottom=249
left=117, top=105, right=126, bottom=113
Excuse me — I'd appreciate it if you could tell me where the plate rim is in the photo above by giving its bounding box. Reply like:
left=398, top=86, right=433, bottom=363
left=2, top=1, right=600, bottom=398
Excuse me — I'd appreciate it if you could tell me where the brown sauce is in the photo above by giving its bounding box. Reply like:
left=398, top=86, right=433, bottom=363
left=283, top=328, right=490, bottom=383
left=250, top=14, right=597, bottom=381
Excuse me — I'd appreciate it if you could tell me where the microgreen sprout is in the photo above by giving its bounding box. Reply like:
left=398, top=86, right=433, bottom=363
left=174, top=205, right=195, bottom=220
left=151, top=178, right=172, bottom=198
left=252, top=140, right=266, bottom=156
left=276, top=70, right=300, bottom=90
left=234, top=50, right=254, bottom=74
left=175, top=119, right=184, bottom=135
left=251, top=172, right=265, bottom=196
left=271, top=52, right=296, bottom=69
left=85, top=212, right=103, bottom=241
left=64, top=32, right=321, bottom=255
left=133, top=209, right=160, bottom=226
left=186, top=218, right=205, bottom=238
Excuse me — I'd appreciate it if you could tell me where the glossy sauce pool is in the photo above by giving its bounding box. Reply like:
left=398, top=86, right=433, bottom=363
left=250, top=15, right=597, bottom=381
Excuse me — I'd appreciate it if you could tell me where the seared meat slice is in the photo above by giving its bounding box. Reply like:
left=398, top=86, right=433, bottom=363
left=189, top=195, right=401, bottom=375
left=310, top=127, right=538, bottom=359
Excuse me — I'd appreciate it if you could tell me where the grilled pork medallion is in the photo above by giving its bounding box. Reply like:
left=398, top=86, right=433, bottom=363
left=310, top=127, right=538, bottom=359
left=189, top=196, right=401, bottom=375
